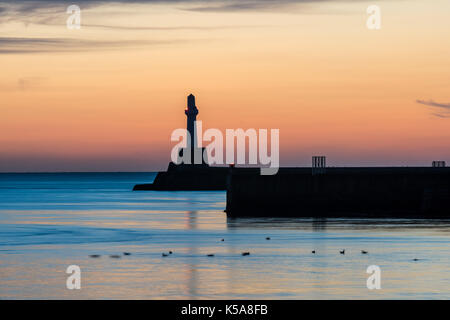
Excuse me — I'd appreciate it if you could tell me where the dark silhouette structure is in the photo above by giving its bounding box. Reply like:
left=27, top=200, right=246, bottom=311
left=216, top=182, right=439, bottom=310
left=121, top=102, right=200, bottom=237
left=185, top=94, right=198, bottom=150
left=312, top=156, right=326, bottom=175
left=432, top=161, right=446, bottom=168
left=225, top=167, right=450, bottom=218
left=134, top=94, right=450, bottom=218
left=133, top=94, right=228, bottom=191
left=177, top=94, right=209, bottom=166
left=133, top=162, right=228, bottom=190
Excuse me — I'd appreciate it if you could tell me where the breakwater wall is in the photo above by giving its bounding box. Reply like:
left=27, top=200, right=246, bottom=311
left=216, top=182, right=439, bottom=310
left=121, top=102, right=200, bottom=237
left=225, top=167, right=450, bottom=218
left=133, top=163, right=229, bottom=191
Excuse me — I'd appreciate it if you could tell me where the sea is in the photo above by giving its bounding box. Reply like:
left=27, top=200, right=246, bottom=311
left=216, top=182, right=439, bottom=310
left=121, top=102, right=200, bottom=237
left=0, top=173, right=449, bottom=299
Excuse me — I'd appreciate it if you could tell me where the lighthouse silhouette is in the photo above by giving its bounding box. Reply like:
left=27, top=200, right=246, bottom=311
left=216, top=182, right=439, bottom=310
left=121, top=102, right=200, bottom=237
left=185, top=94, right=198, bottom=150
left=178, top=94, right=208, bottom=166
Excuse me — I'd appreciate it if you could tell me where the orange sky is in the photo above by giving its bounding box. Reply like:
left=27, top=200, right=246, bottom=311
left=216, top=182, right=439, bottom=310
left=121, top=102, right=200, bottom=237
left=1, top=0, right=449, bottom=171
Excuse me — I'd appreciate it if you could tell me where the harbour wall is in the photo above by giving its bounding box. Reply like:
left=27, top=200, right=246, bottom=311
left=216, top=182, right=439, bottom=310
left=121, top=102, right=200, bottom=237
left=225, top=167, right=450, bottom=218
left=133, top=162, right=229, bottom=191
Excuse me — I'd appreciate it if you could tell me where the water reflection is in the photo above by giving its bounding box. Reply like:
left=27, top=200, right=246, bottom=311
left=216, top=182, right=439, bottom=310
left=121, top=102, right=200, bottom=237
left=1, top=174, right=450, bottom=299
left=186, top=210, right=198, bottom=298
left=226, top=217, right=450, bottom=232
left=187, top=211, right=198, bottom=230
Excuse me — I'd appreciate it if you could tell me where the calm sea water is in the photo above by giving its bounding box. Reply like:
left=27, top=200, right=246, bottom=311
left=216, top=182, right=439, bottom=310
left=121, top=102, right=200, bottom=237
left=0, top=173, right=449, bottom=299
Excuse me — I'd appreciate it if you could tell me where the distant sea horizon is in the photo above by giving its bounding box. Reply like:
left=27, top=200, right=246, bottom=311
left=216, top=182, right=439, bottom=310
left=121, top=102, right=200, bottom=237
left=1, top=163, right=445, bottom=174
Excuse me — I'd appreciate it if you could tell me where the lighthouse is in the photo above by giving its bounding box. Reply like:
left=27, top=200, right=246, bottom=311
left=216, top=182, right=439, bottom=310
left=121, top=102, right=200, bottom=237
left=176, top=94, right=208, bottom=166
left=185, top=94, right=199, bottom=149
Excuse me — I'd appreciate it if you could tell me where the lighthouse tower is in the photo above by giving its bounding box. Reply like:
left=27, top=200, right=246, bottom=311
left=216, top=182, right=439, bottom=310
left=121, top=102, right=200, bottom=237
left=175, top=94, right=208, bottom=166
left=185, top=94, right=199, bottom=149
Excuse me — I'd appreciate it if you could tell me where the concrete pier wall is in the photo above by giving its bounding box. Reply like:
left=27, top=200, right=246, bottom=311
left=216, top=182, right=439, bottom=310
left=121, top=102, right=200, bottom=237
left=133, top=162, right=229, bottom=191
left=226, top=167, right=450, bottom=218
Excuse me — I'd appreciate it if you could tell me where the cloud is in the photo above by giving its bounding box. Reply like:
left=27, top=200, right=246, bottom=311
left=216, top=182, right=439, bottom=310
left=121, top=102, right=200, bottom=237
left=80, top=23, right=271, bottom=31
left=431, top=113, right=449, bottom=118
left=183, top=0, right=309, bottom=12
left=0, top=1, right=380, bottom=31
left=0, top=0, right=378, bottom=17
left=17, top=77, right=45, bottom=90
left=416, top=99, right=450, bottom=110
left=0, top=36, right=189, bottom=54
left=416, top=99, right=450, bottom=118
left=0, top=1, right=384, bottom=53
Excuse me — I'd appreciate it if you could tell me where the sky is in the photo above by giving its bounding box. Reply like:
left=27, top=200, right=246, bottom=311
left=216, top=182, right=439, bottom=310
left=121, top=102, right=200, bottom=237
left=1, top=0, right=449, bottom=172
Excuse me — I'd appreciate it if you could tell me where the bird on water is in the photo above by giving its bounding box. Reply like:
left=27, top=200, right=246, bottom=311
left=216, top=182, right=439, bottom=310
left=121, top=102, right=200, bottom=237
left=340, top=250, right=345, bottom=255
left=242, top=252, right=250, bottom=256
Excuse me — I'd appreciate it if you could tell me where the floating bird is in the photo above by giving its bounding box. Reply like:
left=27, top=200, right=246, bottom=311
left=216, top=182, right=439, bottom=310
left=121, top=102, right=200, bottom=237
left=169, top=251, right=173, bottom=254
left=162, top=253, right=169, bottom=257
left=340, top=250, right=345, bottom=255
left=312, top=250, right=316, bottom=254
left=109, top=255, right=121, bottom=259
left=221, top=239, right=225, bottom=242
left=123, top=252, right=131, bottom=256
left=413, top=258, right=420, bottom=261
left=89, top=254, right=101, bottom=258
left=207, top=254, right=215, bottom=257
left=242, top=252, right=250, bottom=256
left=266, top=237, right=271, bottom=240
left=361, top=250, right=368, bottom=254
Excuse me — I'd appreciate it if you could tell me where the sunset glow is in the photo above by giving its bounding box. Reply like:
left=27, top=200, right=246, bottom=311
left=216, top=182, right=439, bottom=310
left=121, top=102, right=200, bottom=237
left=1, top=0, right=449, bottom=171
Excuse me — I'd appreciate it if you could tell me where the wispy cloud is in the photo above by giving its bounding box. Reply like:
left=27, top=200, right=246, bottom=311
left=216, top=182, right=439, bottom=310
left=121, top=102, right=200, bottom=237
left=183, top=0, right=310, bottom=12
left=81, top=23, right=272, bottom=31
left=416, top=99, right=450, bottom=110
left=0, top=1, right=384, bottom=54
left=17, top=76, right=46, bottom=90
left=416, top=99, right=450, bottom=118
left=0, top=0, right=382, bottom=17
left=431, top=113, right=449, bottom=118
left=0, top=36, right=189, bottom=54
